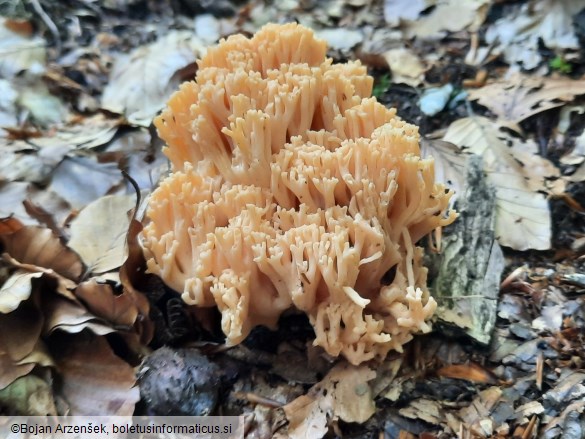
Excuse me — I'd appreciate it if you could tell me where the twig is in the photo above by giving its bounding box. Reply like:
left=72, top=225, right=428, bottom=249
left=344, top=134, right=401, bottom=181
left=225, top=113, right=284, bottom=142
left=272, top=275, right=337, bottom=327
left=28, top=0, right=62, bottom=55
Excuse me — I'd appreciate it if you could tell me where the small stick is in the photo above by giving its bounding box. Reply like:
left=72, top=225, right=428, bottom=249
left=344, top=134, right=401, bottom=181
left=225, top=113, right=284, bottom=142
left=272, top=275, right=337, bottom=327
left=28, top=0, right=62, bottom=55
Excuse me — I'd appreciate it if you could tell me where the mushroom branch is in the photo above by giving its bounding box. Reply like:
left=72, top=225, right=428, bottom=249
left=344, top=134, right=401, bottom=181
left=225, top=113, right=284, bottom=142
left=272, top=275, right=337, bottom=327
left=142, top=23, right=457, bottom=365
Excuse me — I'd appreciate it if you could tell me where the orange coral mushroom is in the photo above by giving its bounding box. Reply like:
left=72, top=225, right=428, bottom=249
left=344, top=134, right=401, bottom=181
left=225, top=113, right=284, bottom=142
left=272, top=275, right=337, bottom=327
left=142, top=22, right=456, bottom=364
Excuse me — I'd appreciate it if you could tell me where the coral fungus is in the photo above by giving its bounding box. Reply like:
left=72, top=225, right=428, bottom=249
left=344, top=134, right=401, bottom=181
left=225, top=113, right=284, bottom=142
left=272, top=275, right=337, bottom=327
left=142, top=22, right=456, bottom=364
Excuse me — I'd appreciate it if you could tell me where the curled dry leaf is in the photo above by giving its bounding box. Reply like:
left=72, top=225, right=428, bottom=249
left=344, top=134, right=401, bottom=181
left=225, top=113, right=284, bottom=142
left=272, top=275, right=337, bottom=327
left=102, top=31, right=206, bottom=126
left=75, top=279, right=139, bottom=328
left=443, top=116, right=556, bottom=250
left=67, top=194, right=136, bottom=274
left=43, top=295, right=113, bottom=336
left=0, top=299, right=46, bottom=389
left=0, top=225, right=84, bottom=281
left=468, top=74, right=585, bottom=132
left=50, top=333, right=140, bottom=416
left=0, top=270, right=43, bottom=313
left=283, top=362, right=376, bottom=438
left=437, top=363, right=497, bottom=384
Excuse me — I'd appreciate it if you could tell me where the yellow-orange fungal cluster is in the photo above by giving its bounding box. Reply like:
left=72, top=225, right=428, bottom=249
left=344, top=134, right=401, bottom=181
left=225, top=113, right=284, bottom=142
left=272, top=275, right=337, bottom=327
left=142, top=23, right=456, bottom=364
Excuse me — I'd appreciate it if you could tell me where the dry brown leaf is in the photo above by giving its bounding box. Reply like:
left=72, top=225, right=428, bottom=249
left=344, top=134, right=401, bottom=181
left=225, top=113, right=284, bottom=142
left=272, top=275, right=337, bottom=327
left=102, top=31, right=205, bottom=126
left=437, top=363, right=497, bottom=384
left=468, top=74, right=585, bottom=132
left=68, top=194, right=136, bottom=274
left=75, top=279, right=139, bottom=328
left=118, top=216, right=153, bottom=344
left=0, top=225, right=83, bottom=281
left=51, top=332, right=140, bottom=415
left=283, top=362, right=376, bottom=438
left=0, top=216, right=24, bottom=234
left=443, top=116, right=555, bottom=250
left=0, top=300, right=45, bottom=389
left=43, top=295, right=113, bottom=336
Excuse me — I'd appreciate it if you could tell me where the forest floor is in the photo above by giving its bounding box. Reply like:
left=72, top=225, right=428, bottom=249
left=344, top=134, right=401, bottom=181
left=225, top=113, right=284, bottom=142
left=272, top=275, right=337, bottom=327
left=1, top=0, right=585, bottom=438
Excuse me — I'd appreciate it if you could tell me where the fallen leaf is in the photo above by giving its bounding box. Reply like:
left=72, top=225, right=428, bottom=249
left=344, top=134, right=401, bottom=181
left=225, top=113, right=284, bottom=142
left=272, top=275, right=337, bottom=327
left=0, top=78, right=18, bottom=127
left=67, top=194, right=136, bottom=274
left=0, top=300, right=45, bottom=389
left=102, top=31, right=206, bottom=126
left=485, top=0, right=581, bottom=69
left=443, top=116, right=554, bottom=250
left=383, top=48, right=424, bottom=87
left=51, top=332, right=140, bottom=416
left=383, top=0, right=428, bottom=27
left=0, top=17, right=46, bottom=78
left=402, top=0, right=490, bottom=39
left=399, top=399, right=444, bottom=425
left=0, top=226, right=84, bottom=281
left=468, top=74, right=585, bottom=132
left=75, top=279, right=139, bottom=328
left=43, top=295, right=114, bottom=336
left=48, top=155, right=123, bottom=209
left=437, top=363, right=497, bottom=384
left=18, top=82, right=69, bottom=126
left=315, top=28, right=363, bottom=51
left=0, top=271, right=43, bottom=313
left=283, top=362, right=376, bottom=438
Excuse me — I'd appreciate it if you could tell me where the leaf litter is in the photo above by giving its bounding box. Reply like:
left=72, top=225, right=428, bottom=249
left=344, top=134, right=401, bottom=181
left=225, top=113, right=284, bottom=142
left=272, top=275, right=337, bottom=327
left=0, top=0, right=585, bottom=437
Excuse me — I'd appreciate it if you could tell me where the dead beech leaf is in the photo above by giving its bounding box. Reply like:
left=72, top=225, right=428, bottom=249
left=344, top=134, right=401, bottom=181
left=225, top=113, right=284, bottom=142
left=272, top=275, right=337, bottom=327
left=468, top=75, right=585, bottom=131
left=283, top=363, right=376, bottom=438
left=485, top=0, right=581, bottom=69
left=383, top=48, right=424, bottom=87
left=68, top=194, right=136, bottom=274
left=399, top=399, right=444, bottom=425
left=102, top=31, right=205, bottom=126
left=402, top=0, right=490, bottom=39
left=0, top=374, right=57, bottom=415
left=0, top=300, right=46, bottom=389
left=456, top=386, right=503, bottom=432
left=43, top=295, right=113, bottom=336
left=420, top=139, right=468, bottom=206
left=31, top=113, right=122, bottom=151
left=0, top=216, right=24, bottom=234
left=48, top=155, right=123, bottom=210
left=0, top=17, right=46, bottom=79
left=75, top=279, right=139, bottom=328
left=443, top=116, right=553, bottom=250
left=0, top=270, right=43, bottom=313
left=0, top=226, right=83, bottom=281
left=437, top=363, right=497, bottom=384
left=51, top=333, right=140, bottom=416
